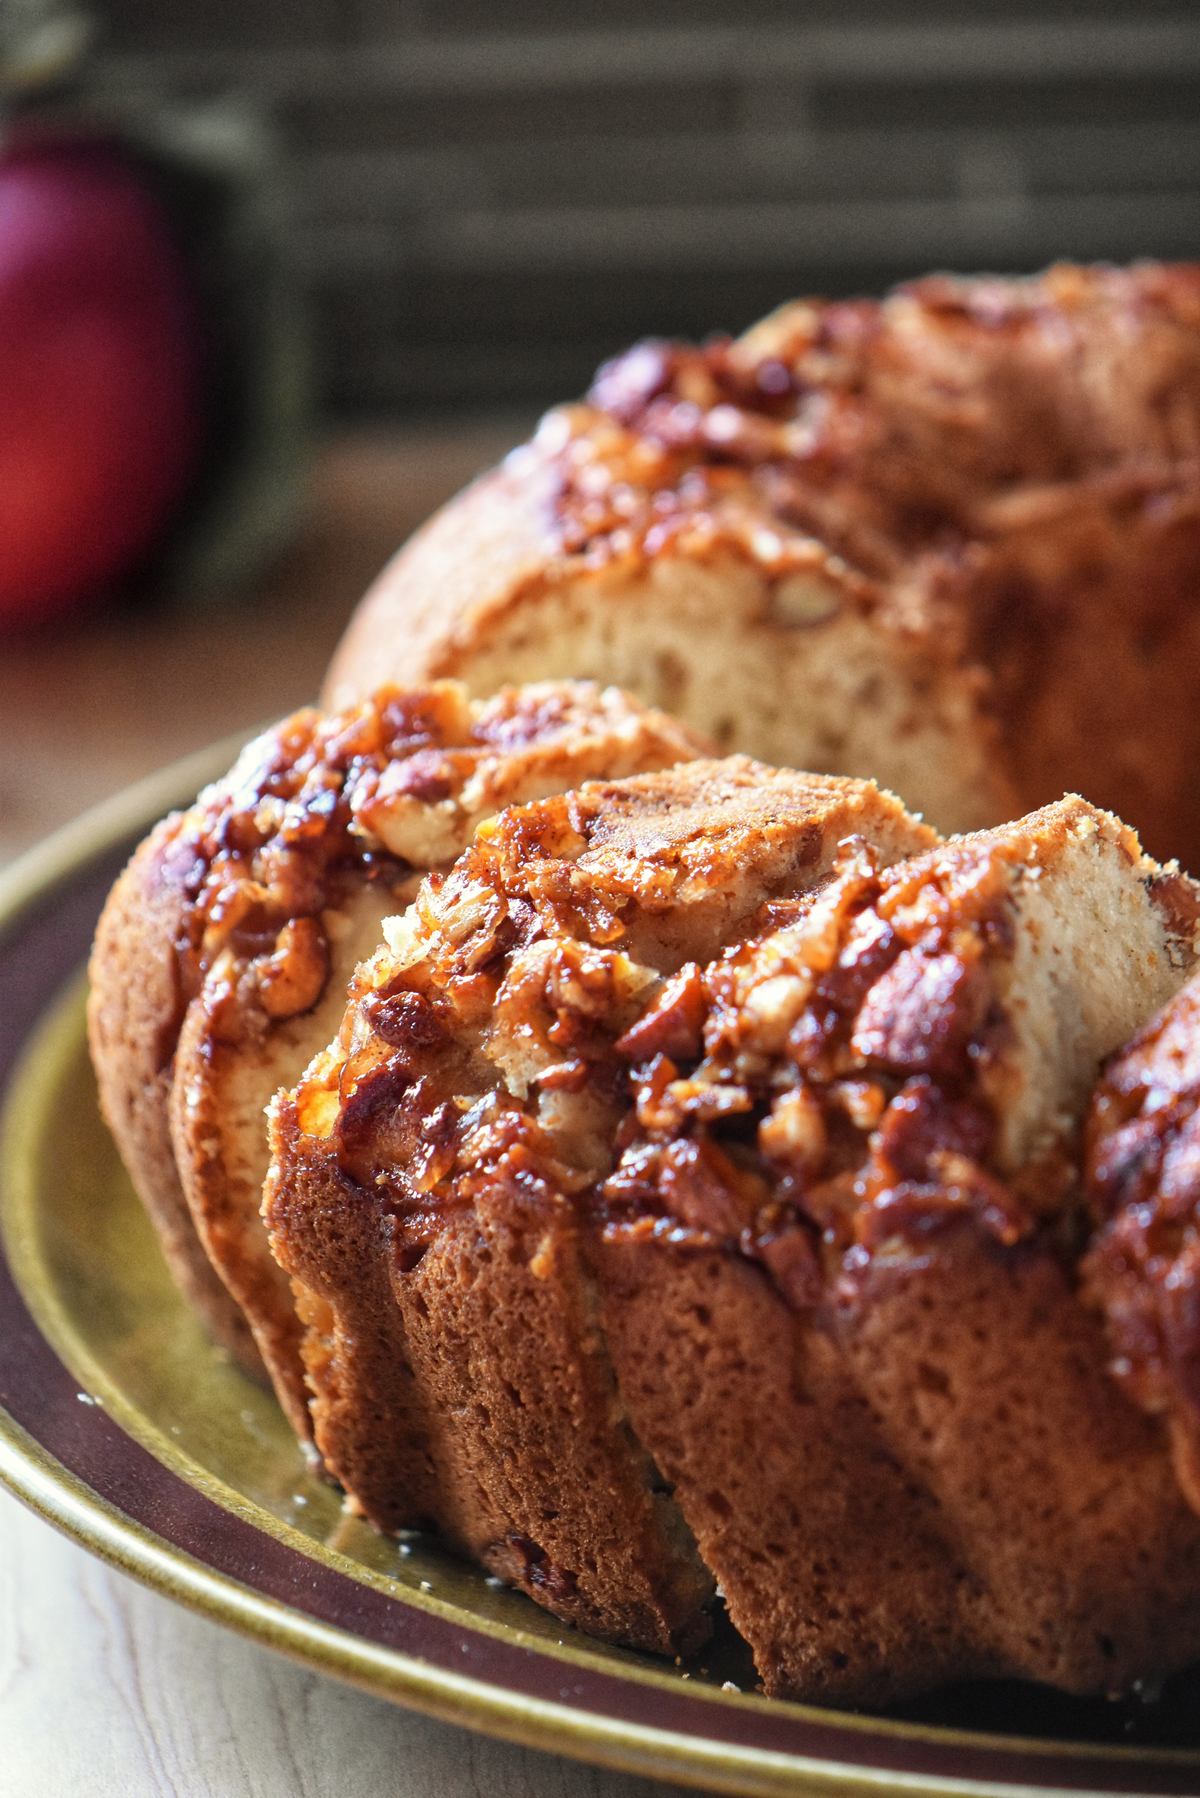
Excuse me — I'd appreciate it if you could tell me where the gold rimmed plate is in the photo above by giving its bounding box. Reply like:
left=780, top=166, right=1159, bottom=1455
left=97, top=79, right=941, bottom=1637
left=3, top=745, right=1200, bottom=1798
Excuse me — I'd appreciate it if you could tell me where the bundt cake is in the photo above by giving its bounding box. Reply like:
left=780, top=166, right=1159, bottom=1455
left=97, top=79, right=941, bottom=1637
left=324, top=262, right=1200, bottom=865
left=85, top=257, right=1200, bottom=1712
left=87, top=680, right=706, bottom=1424
left=264, top=760, right=1200, bottom=1704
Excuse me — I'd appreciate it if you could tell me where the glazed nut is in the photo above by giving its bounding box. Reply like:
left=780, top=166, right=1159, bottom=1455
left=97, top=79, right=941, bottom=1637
left=548, top=949, right=617, bottom=1019
left=436, top=880, right=502, bottom=954
left=676, top=363, right=719, bottom=408
left=201, top=876, right=269, bottom=953
left=258, top=916, right=330, bottom=1019
left=615, top=963, right=704, bottom=1062
left=759, top=1086, right=827, bottom=1169
left=434, top=882, right=486, bottom=941
left=834, top=1078, right=888, bottom=1132
left=296, top=1084, right=341, bottom=1141
left=742, top=973, right=812, bottom=1051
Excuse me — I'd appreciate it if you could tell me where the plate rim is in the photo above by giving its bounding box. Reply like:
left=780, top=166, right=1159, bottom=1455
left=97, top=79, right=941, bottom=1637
left=1, top=744, right=1198, bottom=1798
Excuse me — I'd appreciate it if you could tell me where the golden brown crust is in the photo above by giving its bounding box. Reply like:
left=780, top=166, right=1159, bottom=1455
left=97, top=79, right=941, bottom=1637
left=325, top=261, right=1200, bottom=863
left=264, top=1097, right=452, bottom=1527
left=267, top=1088, right=715, bottom=1655
left=838, top=1230, right=1200, bottom=1694
left=593, top=1234, right=993, bottom=1703
left=326, top=452, right=567, bottom=705
left=89, top=681, right=707, bottom=1429
left=88, top=819, right=262, bottom=1372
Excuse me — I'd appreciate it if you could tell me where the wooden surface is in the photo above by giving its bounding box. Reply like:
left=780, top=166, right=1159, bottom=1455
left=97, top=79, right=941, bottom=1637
left=0, top=430, right=697, bottom=1798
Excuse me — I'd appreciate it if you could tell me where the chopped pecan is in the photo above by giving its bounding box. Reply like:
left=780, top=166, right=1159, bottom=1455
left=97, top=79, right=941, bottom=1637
left=1085, top=1089, right=1200, bottom=1430
left=855, top=1154, right=1028, bottom=1253
left=381, top=748, right=456, bottom=804
left=615, top=964, right=705, bottom=1063
left=792, top=1168, right=861, bottom=1240
left=410, top=1101, right=461, bottom=1193
left=853, top=1181, right=968, bottom=1251
left=657, top=1138, right=769, bottom=1240
left=850, top=944, right=987, bottom=1075
left=1087, top=1094, right=1176, bottom=1222
left=816, top=907, right=897, bottom=1017
left=739, top=973, right=813, bottom=1054
left=828, top=1078, right=887, bottom=1132
left=758, top=1086, right=827, bottom=1171
left=588, top=339, right=678, bottom=425
left=873, top=1076, right=994, bottom=1185
left=631, top=1054, right=681, bottom=1133
left=533, top=1059, right=591, bottom=1093
left=632, top=1054, right=752, bottom=1134
left=363, top=987, right=447, bottom=1057
left=334, top=1053, right=413, bottom=1164
left=257, top=916, right=330, bottom=1020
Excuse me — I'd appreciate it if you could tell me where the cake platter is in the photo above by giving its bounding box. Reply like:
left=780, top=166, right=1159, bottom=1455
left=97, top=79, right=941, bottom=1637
left=3, top=746, right=1200, bottom=1798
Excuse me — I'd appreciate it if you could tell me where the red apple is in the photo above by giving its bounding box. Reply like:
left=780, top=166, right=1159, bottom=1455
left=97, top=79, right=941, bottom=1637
left=0, top=133, right=206, bottom=628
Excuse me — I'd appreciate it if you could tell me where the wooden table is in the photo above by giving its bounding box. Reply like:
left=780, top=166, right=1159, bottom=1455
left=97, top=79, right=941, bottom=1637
left=0, top=432, right=695, bottom=1798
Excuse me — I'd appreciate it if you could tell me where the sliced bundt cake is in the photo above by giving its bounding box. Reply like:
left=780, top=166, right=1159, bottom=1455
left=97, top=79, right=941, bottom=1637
left=265, top=763, right=1200, bottom=1702
left=88, top=681, right=706, bottom=1421
left=324, top=262, right=1200, bottom=864
left=264, top=760, right=939, bottom=1657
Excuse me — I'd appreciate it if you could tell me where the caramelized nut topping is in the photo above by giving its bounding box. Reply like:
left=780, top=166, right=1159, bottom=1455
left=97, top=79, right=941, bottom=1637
left=600, top=838, right=1038, bottom=1305
left=155, top=679, right=700, bottom=1058
left=562, top=265, right=1200, bottom=587
left=326, top=804, right=1057, bottom=1320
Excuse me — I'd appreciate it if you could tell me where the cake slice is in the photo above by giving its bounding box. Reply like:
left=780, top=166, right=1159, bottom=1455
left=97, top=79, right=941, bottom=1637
left=265, top=760, right=938, bottom=1653
left=89, top=680, right=706, bottom=1428
left=594, top=798, right=1200, bottom=1699
left=268, top=776, right=1200, bottom=1702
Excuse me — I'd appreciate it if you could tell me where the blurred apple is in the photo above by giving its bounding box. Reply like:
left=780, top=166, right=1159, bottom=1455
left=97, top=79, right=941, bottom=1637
left=0, top=132, right=206, bottom=627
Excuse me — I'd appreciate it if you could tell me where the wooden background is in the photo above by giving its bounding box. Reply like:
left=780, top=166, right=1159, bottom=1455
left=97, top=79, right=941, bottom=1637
left=0, top=428, right=700, bottom=1798
left=97, top=0, right=1200, bottom=413
left=0, top=1496, right=698, bottom=1798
